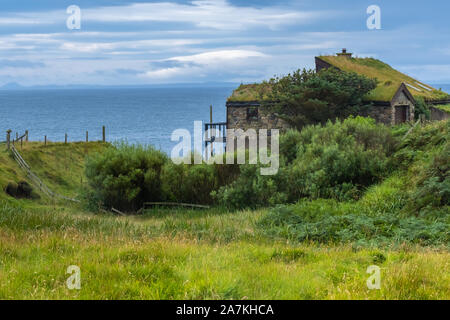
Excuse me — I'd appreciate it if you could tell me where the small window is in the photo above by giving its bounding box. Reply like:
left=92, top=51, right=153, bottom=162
left=246, top=107, right=258, bottom=121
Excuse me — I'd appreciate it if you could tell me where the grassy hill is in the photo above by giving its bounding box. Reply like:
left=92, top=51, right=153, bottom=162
left=0, top=141, right=108, bottom=202
left=0, top=123, right=448, bottom=300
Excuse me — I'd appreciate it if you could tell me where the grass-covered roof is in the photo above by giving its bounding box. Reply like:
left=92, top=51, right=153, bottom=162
left=228, top=56, right=449, bottom=102
left=434, top=104, right=450, bottom=113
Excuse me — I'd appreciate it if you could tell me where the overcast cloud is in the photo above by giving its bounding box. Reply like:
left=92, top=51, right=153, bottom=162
left=0, top=0, right=449, bottom=86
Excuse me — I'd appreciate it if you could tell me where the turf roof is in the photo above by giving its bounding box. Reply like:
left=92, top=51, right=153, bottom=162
left=434, top=104, right=450, bottom=113
left=228, top=56, right=449, bottom=102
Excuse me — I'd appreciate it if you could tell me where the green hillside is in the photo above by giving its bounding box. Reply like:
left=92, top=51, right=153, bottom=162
left=0, top=121, right=448, bottom=299
left=0, top=141, right=108, bottom=202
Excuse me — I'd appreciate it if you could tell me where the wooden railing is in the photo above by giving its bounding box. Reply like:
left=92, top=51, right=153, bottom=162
left=204, top=122, right=227, bottom=157
left=8, top=132, right=79, bottom=202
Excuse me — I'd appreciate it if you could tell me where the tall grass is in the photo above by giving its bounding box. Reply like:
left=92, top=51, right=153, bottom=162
left=0, top=202, right=448, bottom=300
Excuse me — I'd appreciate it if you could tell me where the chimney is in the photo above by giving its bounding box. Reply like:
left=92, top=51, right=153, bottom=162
left=337, top=48, right=352, bottom=58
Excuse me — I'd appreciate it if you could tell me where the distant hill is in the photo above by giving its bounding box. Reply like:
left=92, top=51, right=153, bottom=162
left=0, top=82, right=239, bottom=91
left=0, top=82, right=24, bottom=90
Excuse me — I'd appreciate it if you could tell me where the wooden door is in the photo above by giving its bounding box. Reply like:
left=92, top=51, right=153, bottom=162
left=395, top=105, right=408, bottom=124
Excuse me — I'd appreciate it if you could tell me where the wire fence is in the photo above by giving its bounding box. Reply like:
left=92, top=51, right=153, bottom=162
left=10, top=142, right=79, bottom=202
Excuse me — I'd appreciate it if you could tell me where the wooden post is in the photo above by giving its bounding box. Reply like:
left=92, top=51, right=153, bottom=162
left=25, top=130, right=29, bottom=142
left=44, top=135, right=47, bottom=146
left=6, top=130, right=11, bottom=150
left=65, top=133, right=68, bottom=144
left=86, top=131, right=89, bottom=142
left=102, top=126, right=106, bottom=142
left=210, top=105, right=213, bottom=124
left=419, top=114, right=425, bottom=123
left=210, top=105, right=213, bottom=157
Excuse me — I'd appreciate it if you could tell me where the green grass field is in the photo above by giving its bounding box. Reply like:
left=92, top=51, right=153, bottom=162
left=0, top=139, right=448, bottom=300
left=1, top=203, right=449, bottom=299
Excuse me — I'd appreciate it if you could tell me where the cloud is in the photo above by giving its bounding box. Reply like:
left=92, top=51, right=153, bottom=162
left=143, top=49, right=269, bottom=81
left=143, top=66, right=199, bottom=79
left=0, top=0, right=328, bottom=31
left=0, top=2, right=448, bottom=85
left=81, top=0, right=325, bottom=31
left=93, top=68, right=141, bottom=76
left=59, top=39, right=205, bottom=53
left=167, top=49, right=267, bottom=64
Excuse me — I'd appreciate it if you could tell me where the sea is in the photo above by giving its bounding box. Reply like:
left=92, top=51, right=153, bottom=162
left=0, top=86, right=234, bottom=154
left=1, top=84, right=449, bottom=155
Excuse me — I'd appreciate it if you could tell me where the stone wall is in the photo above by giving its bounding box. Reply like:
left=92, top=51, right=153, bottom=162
left=359, top=104, right=393, bottom=125
left=226, top=95, right=423, bottom=144
left=226, top=102, right=290, bottom=131
left=430, top=107, right=450, bottom=121
left=227, top=101, right=404, bottom=130
left=315, top=57, right=332, bottom=73
left=226, top=102, right=290, bottom=151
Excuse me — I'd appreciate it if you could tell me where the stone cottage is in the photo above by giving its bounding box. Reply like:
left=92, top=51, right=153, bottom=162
left=225, top=49, right=449, bottom=134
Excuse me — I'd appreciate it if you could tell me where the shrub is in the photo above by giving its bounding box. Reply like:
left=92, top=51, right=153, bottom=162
left=286, top=117, right=395, bottom=201
left=161, top=162, right=218, bottom=205
left=214, top=116, right=396, bottom=209
left=5, top=182, right=18, bottom=198
left=5, top=181, right=38, bottom=199
left=85, top=142, right=167, bottom=212
left=393, top=120, right=449, bottom=212
left=411, top=142, right=450, bottom=210
left=258, top=199, right=449, bottom=247
left=414, top=96, right=431, bottom=120
left=265, top=67, right=377, bottom=130
left=213, top=164, right=287, bottom=210
left=359, top=175, right=408, bottom=214
left=279, top=129, right=301, bottom=165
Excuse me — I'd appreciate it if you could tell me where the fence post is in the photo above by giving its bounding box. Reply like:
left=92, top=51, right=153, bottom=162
left=102, top=126, right=106, bottom=142
left=25, top=130, right=29, bottom=142
left=419, top=114, right=425, bottom=123
left=210, top=105, right=215, bottom=157
left=6, top=130, right=11, bottom=150
left=44, top=135, right=47, bottom=146
left=65, top=133, right=68, bottom=144
left=86, top=131, right=89, bottom=142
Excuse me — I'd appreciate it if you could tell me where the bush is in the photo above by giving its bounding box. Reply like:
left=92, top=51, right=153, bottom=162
left=213, top=164, right=287, bottom=210
left=287, top=116, right=396, bottom=200
left=279, top=129, right=302, bottom=165
left=161, top=162, right=218, bottom=205
left=414, top=96, right=431, bottom=120
left=258, top=199, right=449, bottom=247
left=5, top=181, right=38, bottom=199
left=393, top=120, right=449, bottom=212
left=359, top=175, right=408, bottom=214
left=85, top=143, right=167, bottom=212
left=265, top=67, right=377, bottom=130
left=411, top=142, right=449, bottom=210
left=214, top=117, right=396, bottom=209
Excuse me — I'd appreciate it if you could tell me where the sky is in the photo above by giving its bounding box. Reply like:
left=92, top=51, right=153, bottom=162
left=0, top=0, right=450, bottom=87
